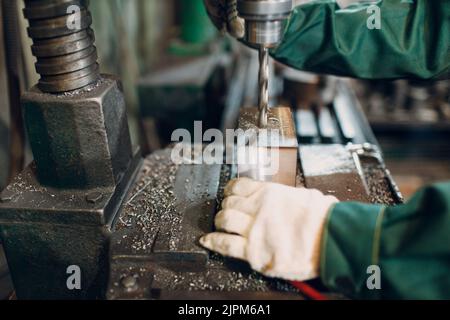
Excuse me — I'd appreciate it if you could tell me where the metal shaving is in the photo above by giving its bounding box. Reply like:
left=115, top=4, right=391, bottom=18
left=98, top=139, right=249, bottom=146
left=361, top=158, right=397, bottom=205
left=54, top=77, right=108, bottom=98
left=116, top=150, right=179, bottom=253
left=152, top=267, right=269, bottom=292
left=1, top=163, right=78, bottom=203
left=148, top=167, right=300, bottom=293
left=151, top=252, right=299, bottom=293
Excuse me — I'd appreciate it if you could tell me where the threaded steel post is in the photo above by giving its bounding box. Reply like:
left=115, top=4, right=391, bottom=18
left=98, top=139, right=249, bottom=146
left=23, top=0, right=99, bottom=93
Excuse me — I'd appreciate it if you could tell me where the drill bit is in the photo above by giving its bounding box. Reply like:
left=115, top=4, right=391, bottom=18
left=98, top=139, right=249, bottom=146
left=258, top=46, right=269, bottom=127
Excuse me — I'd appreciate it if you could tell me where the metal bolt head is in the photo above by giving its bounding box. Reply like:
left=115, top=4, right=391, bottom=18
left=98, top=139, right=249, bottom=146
left=121, top=275, right=138, bottom=292
left=22, top=76, right=133, bottom=189
left=86, top=192, right=103, bottom=204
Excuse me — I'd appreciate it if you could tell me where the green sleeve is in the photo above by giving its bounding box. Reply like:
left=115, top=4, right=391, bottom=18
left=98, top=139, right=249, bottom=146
left=271, top=0, right=450, bottom=80
left=320, top=182, right=450, bottom=299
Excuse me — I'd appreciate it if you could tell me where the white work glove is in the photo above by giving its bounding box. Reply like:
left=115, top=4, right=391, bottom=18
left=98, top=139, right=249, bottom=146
left=200, top=178, right=339, bottom=281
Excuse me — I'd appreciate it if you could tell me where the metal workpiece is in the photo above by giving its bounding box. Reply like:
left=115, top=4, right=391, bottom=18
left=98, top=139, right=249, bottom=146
left=237, top=0, right=292, bottom=47
left=299, top=144, right=370, bottom=202
left=238, top=107, right=298, bottom=186
left=298, top=144, right=401, bottom=205
left=23, top=0, right=99, bottom=93
left=21, top=75, right=133, bottom=189
left=238, top=107, right=297, bottom=146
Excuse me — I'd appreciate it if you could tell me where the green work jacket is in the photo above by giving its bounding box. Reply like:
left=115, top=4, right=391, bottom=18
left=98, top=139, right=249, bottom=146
left=272, top=0, right=449, bottom=80
left=271, top=0, right=450, bottom=299
left=321, top=182, right=450, bottom=299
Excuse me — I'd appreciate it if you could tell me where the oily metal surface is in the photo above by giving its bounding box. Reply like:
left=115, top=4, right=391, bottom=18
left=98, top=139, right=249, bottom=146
left=0, top=151, right=141, bottom=225
left=113, top=149, right=220, bottom=265
left=0, top=149, right=141, bottom=299
left=114, top=152, right=179, bottom=254
left=299, top=144, right=371, bottom=202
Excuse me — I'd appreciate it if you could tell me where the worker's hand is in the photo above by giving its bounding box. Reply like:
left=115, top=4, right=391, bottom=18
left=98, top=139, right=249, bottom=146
left=203, top=0, right=245, bottom=39
left=200, top=178, right=339, bottom=281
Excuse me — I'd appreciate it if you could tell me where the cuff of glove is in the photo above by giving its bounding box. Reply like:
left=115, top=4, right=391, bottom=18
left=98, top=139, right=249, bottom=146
left=320, top=202, right=386, bottom=299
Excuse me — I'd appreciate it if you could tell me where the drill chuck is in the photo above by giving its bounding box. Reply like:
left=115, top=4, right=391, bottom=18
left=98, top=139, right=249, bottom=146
left=237, top=0, right=292, bottom=47
left=237, top=0, right=292, bottom=127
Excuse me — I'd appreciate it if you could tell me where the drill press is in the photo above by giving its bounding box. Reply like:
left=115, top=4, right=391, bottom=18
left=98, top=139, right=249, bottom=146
left=0, top=0, right=141, bottom=299
left=237, top=0, right=292, bottom=127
